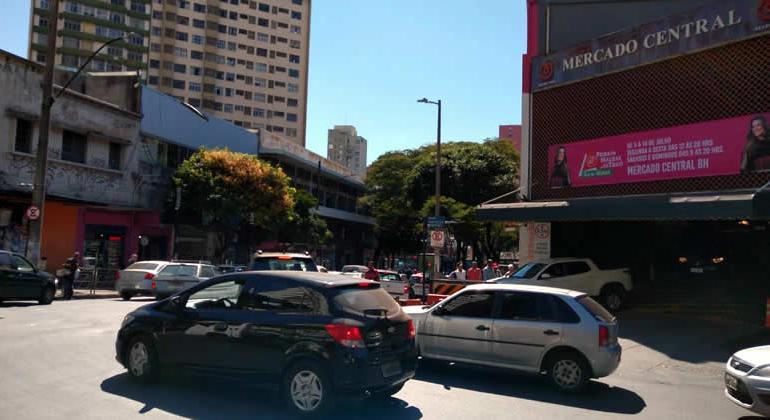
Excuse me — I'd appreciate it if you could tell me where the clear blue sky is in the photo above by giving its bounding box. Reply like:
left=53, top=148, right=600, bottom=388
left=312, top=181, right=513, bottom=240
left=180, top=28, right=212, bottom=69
left=0, top=1, right=526, bottom=164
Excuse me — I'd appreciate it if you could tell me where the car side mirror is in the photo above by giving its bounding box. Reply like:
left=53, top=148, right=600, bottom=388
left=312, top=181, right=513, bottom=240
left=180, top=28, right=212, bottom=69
left=540, top=273, right=552, bottom=280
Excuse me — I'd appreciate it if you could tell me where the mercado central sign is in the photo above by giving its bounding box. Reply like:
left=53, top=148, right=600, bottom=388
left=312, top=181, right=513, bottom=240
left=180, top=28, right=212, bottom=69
left=532, top=0, right=770, bottom=90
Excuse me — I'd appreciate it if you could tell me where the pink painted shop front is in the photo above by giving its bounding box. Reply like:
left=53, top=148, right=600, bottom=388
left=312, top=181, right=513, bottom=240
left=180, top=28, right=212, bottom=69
left=547, top=113, right=770, bottom=189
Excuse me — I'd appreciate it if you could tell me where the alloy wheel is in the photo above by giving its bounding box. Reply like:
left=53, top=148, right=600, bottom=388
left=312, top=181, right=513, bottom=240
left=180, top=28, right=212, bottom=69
left=552, top=359, right=582, bottom=390
left=290, top=370, right=324, bottom=412
left=129, top=341, right=149, bottom=377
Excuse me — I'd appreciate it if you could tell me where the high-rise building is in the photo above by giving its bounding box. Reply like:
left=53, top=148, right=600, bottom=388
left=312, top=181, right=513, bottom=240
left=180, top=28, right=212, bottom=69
left=28, top=0, right=151, bottom=73
left=146, top=0, right=311, bottom=145
left=28, top=0, right=312, bottom=146
left=327, top=125, right=367, bottom=177
left=499, top=124, right=522, bottom=154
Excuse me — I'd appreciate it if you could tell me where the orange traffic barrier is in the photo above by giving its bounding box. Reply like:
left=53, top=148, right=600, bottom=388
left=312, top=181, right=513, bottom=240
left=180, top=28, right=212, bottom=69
left=427, top=294, right=448, bottom=305
left=400, top=299, right=423, bottom=306
left=432, top=283, right=466, bottom=295
left=766, top=298, right=770, bottom=327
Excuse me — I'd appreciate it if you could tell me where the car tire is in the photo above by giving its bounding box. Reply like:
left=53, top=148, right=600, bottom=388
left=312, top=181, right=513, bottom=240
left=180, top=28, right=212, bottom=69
left=38, top=286, right=55, bottom=305
left=120, top=292, right=132, bottom=301
left=601, top=284, right=625, bottom=313
left=125, top=335, right=159, bottom=384
left=546, top=351, right=590, bottom=393
left=282, top=360, right=334, bottom=416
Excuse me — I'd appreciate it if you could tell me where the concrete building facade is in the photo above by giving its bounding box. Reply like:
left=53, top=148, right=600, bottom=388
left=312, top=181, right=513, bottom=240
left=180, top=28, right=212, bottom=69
left=327, top=125, right=367, bottom=178
left=146, top=0, right=311, bottom=145
left=28, top=0, right=151, bottom=73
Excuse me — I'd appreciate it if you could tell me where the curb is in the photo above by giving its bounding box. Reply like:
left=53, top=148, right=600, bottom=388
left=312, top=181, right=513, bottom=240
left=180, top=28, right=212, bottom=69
left=57, top=291, right=120, bottom=300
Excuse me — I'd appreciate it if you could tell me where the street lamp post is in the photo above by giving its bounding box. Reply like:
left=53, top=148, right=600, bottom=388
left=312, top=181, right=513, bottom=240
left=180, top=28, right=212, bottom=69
left=27, top=17, right=137, bottom=264
left=417, top=97, right=442, bottom=276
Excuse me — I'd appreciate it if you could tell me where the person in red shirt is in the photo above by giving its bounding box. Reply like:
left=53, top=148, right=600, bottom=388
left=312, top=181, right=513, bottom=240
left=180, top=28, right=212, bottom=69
left=466, top=261, right=482, bottom=282
left=363, top=261, right=380, bottom=281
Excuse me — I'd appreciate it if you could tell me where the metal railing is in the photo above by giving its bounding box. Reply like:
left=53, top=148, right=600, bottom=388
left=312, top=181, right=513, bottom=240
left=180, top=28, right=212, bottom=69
left=73, top=268, right=119, bottom=292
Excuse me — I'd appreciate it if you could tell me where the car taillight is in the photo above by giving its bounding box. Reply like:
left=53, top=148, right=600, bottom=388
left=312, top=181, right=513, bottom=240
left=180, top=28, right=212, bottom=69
left=325, top=324, right=364, bottom=348
left=407, top=319, right=416, bottom=340
left=144, top=273, right=156, bottom=280
left=358, top=282, right=372, bottom=288
left=599, top=325, right=609, bottom=347
left=151, top=281, right=157, bottom=289
left=403, top=285, right=410, bottom=294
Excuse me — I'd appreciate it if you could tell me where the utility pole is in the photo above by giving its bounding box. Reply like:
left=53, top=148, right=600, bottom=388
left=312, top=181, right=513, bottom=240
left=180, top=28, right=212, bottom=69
left=27, top=0, right=60, bottom=265
left=417, top=97, right=442, bottom=276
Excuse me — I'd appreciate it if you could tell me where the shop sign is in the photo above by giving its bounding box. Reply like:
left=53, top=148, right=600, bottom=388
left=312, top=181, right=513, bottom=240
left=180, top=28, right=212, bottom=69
left=532, top=0, right=770, bottom=91
left=519, top=223, right=550, bottom=265
left=547, top=112, right=770, bottom=189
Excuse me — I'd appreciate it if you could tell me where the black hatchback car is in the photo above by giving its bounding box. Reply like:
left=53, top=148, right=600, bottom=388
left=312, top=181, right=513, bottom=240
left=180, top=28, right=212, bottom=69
left=115, top=271, right=417, bottom=416
left=0, top=250, right=55, bottom=305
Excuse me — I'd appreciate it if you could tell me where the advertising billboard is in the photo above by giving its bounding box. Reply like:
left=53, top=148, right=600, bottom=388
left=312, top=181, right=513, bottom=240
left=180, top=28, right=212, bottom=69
left=547, top=113, right=770, bottom=189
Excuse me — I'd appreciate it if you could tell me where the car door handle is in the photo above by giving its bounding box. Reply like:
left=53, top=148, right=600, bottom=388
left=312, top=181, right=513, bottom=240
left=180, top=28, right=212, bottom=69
left=475, top=325, right=490, bottom=331
left=213, top=322, right=228, bottom=332
left=543, top=329, right=559, bottom=336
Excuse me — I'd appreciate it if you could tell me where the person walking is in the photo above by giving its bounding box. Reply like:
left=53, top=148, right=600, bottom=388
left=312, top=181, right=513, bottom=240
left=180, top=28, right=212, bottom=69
left=363, top=261, right=380, bottom=281
left=127, top=253, right=138, bottom=266
left=61, top=252, right=79, bottom=300
left=466, top=261, right=482, bottom=282
left=449, top=262, right=466, bottom=281
left=482, top=260, right=497, bottom=281
left=503, top=264, right=516, bottom=277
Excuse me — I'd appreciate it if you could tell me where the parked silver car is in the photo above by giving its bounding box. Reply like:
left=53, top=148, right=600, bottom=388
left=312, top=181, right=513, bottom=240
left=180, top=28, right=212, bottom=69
left=403, top=284, right=621, bottom=392
left=115, top=261, right=218, bottom=300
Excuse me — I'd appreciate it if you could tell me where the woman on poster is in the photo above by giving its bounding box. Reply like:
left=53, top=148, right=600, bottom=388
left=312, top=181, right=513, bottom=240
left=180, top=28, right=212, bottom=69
left=740, top=116, right=770, bottom=173
left=550, top=146, right=571, bottom=188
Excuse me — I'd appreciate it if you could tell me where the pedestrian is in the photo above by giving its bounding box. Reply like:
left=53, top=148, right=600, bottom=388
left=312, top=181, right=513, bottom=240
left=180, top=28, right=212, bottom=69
left=448, top=262, right=466, bottom=281
left=503, top=263, right=516, bottom=277
left=127, top=253, right=138, bottom=266
left=61, top=252, right=79, bottom=300
left=482, top=260, right=497, bottom=281
left=363, top=260, right=380, bottom=281
left=466, top=261, right=482, bottom=281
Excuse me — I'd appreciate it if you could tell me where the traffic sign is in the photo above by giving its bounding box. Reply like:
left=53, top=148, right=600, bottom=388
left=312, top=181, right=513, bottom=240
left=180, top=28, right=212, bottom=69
left=427, top=216, right=446, bottom=229
left=26, top=206, right=40, bottom=221
left=430, top=230, right=445, bottom=248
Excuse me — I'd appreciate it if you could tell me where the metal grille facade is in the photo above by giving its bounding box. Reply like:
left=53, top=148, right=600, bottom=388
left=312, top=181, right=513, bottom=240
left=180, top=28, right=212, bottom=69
left=531, top=34, right=770, bottom=200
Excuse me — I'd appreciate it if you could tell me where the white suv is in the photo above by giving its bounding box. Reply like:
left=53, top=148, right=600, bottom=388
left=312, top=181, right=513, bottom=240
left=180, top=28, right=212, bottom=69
left=404, top=283, right=622, bottom=392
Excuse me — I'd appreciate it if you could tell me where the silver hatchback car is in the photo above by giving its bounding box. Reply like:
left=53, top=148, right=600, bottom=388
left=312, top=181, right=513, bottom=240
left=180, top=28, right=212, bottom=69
left=403, top=284, right=621, bottom=392
left=116, top=261, right=219, bottom=300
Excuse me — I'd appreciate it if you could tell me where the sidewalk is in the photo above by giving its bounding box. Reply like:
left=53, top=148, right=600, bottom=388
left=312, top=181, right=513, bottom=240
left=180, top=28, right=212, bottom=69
left=57, top=289, right=119, bottom=300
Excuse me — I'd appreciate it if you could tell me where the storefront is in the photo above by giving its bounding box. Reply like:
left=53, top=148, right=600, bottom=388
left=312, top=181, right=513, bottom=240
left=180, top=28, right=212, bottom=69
left=479, top=0, right=770, bottom=323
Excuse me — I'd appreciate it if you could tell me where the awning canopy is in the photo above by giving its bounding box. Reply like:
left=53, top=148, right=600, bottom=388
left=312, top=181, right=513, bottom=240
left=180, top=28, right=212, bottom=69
left=476, top=191, right=770, bottom=222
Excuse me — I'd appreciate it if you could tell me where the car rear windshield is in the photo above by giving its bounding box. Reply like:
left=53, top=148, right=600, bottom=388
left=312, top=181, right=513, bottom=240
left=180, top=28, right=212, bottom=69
left=512, top=262, right=546, bottom=279
left=331, top=286, right=401, bottom=317
left=250, top=257, right=318, bottom=272
left=126, top=262, right=160, bottom=271
left=577, top=296, right=615, bottom=323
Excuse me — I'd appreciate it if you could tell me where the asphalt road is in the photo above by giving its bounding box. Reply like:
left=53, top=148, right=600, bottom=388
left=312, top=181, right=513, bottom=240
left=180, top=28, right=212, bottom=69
left=0, top=298, right=762, bottom=420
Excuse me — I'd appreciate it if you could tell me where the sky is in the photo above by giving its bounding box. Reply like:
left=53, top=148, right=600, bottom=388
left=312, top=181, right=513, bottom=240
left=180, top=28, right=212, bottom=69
left=0, top=1, right=527, bottom=164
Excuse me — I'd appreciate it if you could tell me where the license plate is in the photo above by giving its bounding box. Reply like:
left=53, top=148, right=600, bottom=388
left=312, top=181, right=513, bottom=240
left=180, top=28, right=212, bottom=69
left=690, top=267, right=705, bottom=273
left=725, top=373, right=738, bottom=391
left=381, top=361, right=402, bottom=378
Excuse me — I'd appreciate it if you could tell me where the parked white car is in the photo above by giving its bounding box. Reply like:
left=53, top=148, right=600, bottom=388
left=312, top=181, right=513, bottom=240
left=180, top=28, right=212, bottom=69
left=404, top=283, right=621, bottom=392
left=115, top=261, right=218, bottom=300
left=490, top=258, right=633, bottom=312
left=725, top=346, right=770, bottom=417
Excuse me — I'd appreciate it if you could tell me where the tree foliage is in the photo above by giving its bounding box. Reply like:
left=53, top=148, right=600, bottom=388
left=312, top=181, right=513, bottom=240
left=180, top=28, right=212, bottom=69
left=173, top=149, right=295, bottom=260
left=362, top=139, right=520, bottom=264
left=275, top=189, right=333, bottom=248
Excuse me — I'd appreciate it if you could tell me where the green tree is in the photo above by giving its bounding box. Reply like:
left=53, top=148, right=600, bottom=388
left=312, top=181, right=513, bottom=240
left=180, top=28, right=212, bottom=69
left=173, top=149, right=295, bottom=261
left=275, top=189, right=333, bottom=249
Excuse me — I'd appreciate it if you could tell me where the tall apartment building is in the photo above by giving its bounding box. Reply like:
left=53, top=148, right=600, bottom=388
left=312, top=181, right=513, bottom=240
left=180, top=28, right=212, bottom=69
left=146, top=0, right=311, bottom=145
left=327, top=125, right=367, bottom=177
left=28, top=0, right=151, bottom=72
left=28, top=0, right=311, bottom=146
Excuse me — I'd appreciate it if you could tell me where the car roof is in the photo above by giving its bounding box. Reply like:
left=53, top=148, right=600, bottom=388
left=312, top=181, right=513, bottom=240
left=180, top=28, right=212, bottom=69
left=463, top=283, right=585, bottom=298
left=222, top=271, right=376, bottom=288
left=377, top=269, right=398, bottom=274
left=254, top=253, right=313, bottom=258
left=526, top=258, right=587, bottom=264
left=131, top=260, right=169, bottom=265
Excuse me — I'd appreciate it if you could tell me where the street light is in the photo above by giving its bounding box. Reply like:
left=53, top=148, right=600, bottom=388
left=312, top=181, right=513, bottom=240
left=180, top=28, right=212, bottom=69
left=27, top=18, right=139, bottom=264
left=417, top=97, right=442, bottom=275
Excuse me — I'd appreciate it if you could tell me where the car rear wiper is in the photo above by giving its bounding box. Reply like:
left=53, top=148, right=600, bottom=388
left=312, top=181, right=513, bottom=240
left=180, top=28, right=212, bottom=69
left=363, top=309, right=388, bottom=318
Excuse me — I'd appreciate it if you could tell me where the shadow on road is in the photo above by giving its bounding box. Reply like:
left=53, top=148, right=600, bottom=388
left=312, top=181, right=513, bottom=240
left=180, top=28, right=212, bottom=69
left=101, top=373, right=422, bottom=419
left=0, top=302, right=38, bottom=308
left=415, top=361, right=645, bottom=415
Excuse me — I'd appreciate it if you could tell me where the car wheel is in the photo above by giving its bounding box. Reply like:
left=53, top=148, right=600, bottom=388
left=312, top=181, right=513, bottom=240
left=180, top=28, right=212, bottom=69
left=282, top=360, right=333, bottom=416
left=601, top=285, right=625, bottom=312
left=126, top=336, right=159, bottom=384
left=120, top=292, right=132, bottom=301
left=547, top=352, right=590, bottom=392
left=38, top=286, right=55, bottom=305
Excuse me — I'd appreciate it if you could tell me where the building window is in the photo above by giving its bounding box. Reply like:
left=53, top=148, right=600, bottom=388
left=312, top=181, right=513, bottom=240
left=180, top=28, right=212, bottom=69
left=191, top=50, right=203, bottom=59
left=173, top=63, right=186, bottom=73
left=224, top=104, right=234, bottom=113
left=254, top=93, right=266, bottom=102
left=38, top=16, right=49, bottom=29
left=258, top=18, right=269, bottom=27
left=40, top=0, right=50, bottom=9
left=288, top=69, right=299, bottom=78
left=107, top=46, right=123, bottom=57
left=131, top=1, right=145, bottom=13
left=188, top=98, right=201, bottom=107
left=193, top=19, right=205, bottom=28
left=287, top=113, right=298, bottom=122
left=177, top=15, right=190, bottom=26
left=287, top=83, right=299, bottom=93
left=253, top=108, right=265, bottom=117
left=228, top=27, right=237, bottom=36
left=257, top=32, right=268, bottom=42
left=62, top=131, right=87, bottom=164
left=151, top=26, right=161, bottom=36
left=148, top=76, right=159, bottom=85
left=112, top=0, right=124, bottom=6
left=193, top=3, right=206, bottom=13
left=292, top=0, right=303, bottom=5
left=257, top=48, right=268, bottom=57
left=63, top=20, right=81, bottom=32
left=289, top=54, right=300, bottom=64
left=189, top=82, right=202, bottom=92
left=149, top=59, right=160, bottom=69
left=178, top=0, right=189, bottom=9
left=176, top=31, right=189, bottom=42
left=254, top=78, right=266, bottom=87
left=128, top=34, right=144, bottom=46
left=192, top=34, right=203, bottom=45
left=174, top=47, right=188, bottom=57
left=291, top=11, right=301, bottom=20
left=286, top=128, right=297, bottom=137
left=287, top=98, right=298, bottom=107
left=108, top=143, right=121, bottom=170
left=127, top=51, right=143, bottom=63
left=190, top=66, right=201, bottom=76
left=258, top=3, right=269, bottom=12
left=173, top=80, right=186, bottom=89
left=14, top=119, right=33, bottom=154
left=289, top=40, right=300, bottom=49
left=290, top=25, right=301, bottom=34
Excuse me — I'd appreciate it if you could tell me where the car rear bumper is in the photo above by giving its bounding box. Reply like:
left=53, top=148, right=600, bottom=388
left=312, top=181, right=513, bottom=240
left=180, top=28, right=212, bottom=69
left=590, top=343, right=622, bottom=378
left=332, top=344, right=418, bottom=397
